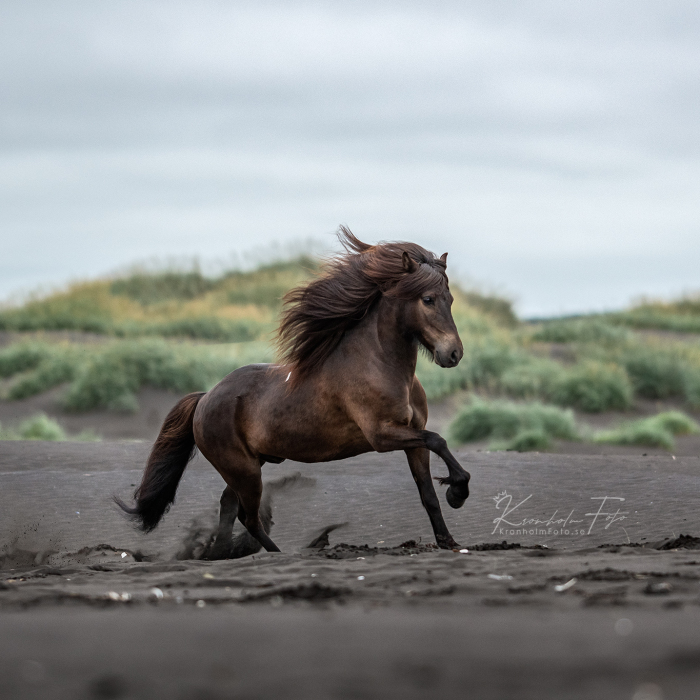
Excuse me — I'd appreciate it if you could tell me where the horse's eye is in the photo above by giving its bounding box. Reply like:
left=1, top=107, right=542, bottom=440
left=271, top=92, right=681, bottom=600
left=422, top=296, right=434, bottom=306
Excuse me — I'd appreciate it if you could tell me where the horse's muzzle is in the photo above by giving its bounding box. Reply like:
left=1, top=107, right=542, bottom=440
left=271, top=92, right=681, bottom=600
left=435, top=345, right=463, bottom=368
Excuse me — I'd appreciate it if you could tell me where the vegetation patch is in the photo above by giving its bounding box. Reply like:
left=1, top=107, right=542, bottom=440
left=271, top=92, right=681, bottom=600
left=3, top=256, right=700, bottom=415
left=617, top=346, right=690, bottom=400
left=607, top=294, right=700, bottom=333
left=498, top=358, right=563, bottom=399
left=110, top=270, right=217, bottom=305
left=448, top=398, right=699, bottom=453
left=0, top=339, right=274, bottom=413
left=0, top=413, right=98, bottom=441
left=0, top=342, right=52, bottom=377
left=547, top=361, right=633, bottom=413
left=447, top=399, right=579, bottom=451
left=532, top=318, right=630, bottom=344
left=593, top=411, right=700, bottom=450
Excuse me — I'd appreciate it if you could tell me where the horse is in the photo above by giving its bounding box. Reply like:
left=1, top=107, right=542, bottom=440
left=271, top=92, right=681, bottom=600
left=116, top=227, right=471, bottom=553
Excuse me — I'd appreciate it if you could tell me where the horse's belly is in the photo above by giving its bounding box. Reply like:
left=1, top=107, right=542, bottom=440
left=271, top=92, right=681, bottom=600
left=260, top=421, right=372, bottom=464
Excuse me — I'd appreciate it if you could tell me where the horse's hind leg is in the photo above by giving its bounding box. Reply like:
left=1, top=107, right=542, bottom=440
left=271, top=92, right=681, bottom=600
left=235, top=471, right=281, bottom=553
left=405, top=448, right=461, bottom=550
left=204, top=486, right=239, bottom=559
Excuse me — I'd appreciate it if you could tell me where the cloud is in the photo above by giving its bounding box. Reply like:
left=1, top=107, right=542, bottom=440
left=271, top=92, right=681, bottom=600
left=1, top=1, right=699, bottom=314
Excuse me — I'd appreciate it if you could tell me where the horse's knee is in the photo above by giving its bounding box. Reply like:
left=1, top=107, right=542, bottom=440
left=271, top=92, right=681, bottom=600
left=425, top=433, right=448, bottom=453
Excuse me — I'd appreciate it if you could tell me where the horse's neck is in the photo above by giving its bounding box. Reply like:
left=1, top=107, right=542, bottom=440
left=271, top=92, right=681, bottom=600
left=346, top=297, right=418, bottom=380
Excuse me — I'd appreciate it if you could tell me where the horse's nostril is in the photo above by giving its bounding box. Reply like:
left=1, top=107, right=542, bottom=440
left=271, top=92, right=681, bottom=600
left=450, top=350, right=458, bottom=364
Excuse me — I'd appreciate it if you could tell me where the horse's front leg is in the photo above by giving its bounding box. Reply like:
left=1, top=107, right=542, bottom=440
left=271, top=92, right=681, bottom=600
left=423, top=432, right=471, bottom=509
left=405, top=448, right=461, bottom=549
left=361, top=423, right=471, bottom=509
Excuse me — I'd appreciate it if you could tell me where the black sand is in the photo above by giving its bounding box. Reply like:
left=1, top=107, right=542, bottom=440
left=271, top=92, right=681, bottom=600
left=1, top=441, right=700, bottom=699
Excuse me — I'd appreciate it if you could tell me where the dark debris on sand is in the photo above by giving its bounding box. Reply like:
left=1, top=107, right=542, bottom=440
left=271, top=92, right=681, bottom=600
left=598, top=534, right=700, bottom=552
left=656, top=534, right=700, bottom=550
left=468, top=541, right=550, bottom=552
left=309, top=540, right=439, bottom=559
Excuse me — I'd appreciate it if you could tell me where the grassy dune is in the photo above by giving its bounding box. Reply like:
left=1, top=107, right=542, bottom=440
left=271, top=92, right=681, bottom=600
left=1, top=259, right=700, bottom=437
left=0, top=258, right=318, bottom=342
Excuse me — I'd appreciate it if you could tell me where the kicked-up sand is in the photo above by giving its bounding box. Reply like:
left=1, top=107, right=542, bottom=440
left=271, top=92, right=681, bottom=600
left=1, top=441, right=700, bottom=699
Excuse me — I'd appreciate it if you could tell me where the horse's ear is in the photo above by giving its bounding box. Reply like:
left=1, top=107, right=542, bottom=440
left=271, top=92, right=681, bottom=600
left=402, top=251, right=417, bottom=273
left=440, top=252, right=448, bottom=265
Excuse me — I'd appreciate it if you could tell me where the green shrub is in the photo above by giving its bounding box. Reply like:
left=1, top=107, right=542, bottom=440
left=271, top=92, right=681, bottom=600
left=7, top=355, right=77, bottom=400
left=61, top=339, right=258, bottom=412
left=146, top=318, right=265, bottom=342
left=652, top=410, right=700, bottom=436
left=17, top=413, right=67, bottom=441
left=547, top=361, right=633, bottom=413
left=0, top=338, right=273, bottom=412
left=448, top=399, right=579, bottom=450
left=684, top=369, right=700, bottom=408
left=594, top=411, right=700, bottom=450
left=499, top=359, right=563, bottom=399
left=503, top=429, right=551, bottom=452
left=0, top=414, right=67, bottom=441
left=110, top=270, right=215, bottom=305
left=499, top=358, right=633, bottom=413
left=608, top=308, right=700, bottom=333
left=0, top=293, right=111, bottom=333
left=0, top=342, right=51, bottom=378
left=0, top=413, right=100, bottom=441
left=620, top=348, right=686, bottom=399
left=532, top=319, right=630, bottom=344
left=595, top=421, right=674, bottom=450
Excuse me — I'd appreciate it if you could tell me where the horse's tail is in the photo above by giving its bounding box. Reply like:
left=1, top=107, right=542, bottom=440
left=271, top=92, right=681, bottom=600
left=115, top=391, right=205, bottom=532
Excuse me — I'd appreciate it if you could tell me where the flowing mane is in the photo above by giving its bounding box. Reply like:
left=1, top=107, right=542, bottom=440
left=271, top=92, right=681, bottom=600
left=277, top=226, right=448, bottom=377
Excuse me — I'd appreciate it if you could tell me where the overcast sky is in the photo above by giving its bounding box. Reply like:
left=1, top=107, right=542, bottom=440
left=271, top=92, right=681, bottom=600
left=2, top=0, right=699, bottom=316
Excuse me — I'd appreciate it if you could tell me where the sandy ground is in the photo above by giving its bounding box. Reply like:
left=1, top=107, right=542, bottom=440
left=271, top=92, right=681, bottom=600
left=1, top=440, right=700, bottom=699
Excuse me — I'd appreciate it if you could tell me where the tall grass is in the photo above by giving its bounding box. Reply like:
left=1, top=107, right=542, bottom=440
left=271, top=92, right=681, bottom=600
left=607, top=293, right=700, bottom=333
left=0, top=259, right=313, bottom=340
left=8, top=354, right=78, bottom=400
left=110, top=270, right=216, bottom=305
left=62, top=340, right=247, bottom=412
left=0, top=413, right=99, bottom=441
left=3, top=256, right=700, bottom=413
left=594, top=411, right=700, bottom=450
left=498, top=358, right=563, bottom=399
left=0, top=339, right=274, bottom=413
left=448, top=398, right=699, bottom=452
left=532, top=318, right=630, bottom=344
left=0, top=342, right=51, bottom=377
left=618, top=346, right=687, bottom=399
left=547, top=361, right=633, bottom=413
left=528, top=315, right=700, bottom=410
left=448, top=399, right=579, bottom=451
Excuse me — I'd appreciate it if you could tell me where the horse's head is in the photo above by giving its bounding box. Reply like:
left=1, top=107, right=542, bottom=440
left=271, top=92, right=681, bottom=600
left=399, top=251, right=463, bottom=368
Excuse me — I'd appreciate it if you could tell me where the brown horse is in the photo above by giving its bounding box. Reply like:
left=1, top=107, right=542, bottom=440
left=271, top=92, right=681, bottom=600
left=116, top=228, right=471, bottom=552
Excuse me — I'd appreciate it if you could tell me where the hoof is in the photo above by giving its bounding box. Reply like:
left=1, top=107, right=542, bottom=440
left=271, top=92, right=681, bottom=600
left=446, top=485, right=468, bottom=509
left=436, top=535, right=461, bottom=550
left=203, top=539, right=233, bottom=561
